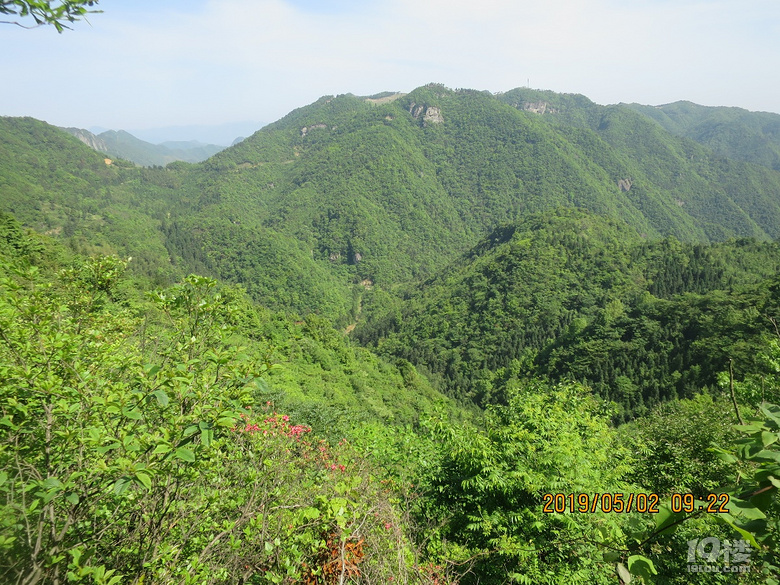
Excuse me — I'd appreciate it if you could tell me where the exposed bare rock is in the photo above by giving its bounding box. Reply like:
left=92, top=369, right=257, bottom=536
left=423, top=106, right=444, bottom=125
left=61, top=127, right=110, bottom=153
left=522, top=101, right=558, bottom=115
left=409, top=103, right=425, bottom=118
left=408, top=103, right=444, bottom=125
left=301, top=123, right=327, bottom=137
left=364, top=92, right=406, bottom=105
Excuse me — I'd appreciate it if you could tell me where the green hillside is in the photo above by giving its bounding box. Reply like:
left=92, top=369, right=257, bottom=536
left=4, top=85, right=780, bottom=583
left=497, top=88, right=780, bottom=240
left=626, top=100, right=780, bottom=171
left=61, top=126, right=226, bottom=167
left=7, top=85, right=780, bottom=323
left=355, top=209, right=780, bottom=419
left=0, top=116, right=359, bottom=319
left=97, top=130, right=225, bottom=166
left=142, top=85, right=780, bottom=327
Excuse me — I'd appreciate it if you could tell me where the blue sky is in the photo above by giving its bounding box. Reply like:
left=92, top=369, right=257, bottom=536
left=2, top=0, right=779, bottom=142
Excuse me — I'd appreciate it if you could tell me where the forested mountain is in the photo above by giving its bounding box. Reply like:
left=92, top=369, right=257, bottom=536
left=0, top=116, right=354, bottom=319
left=10, top=84, right=780, bottom=323
left=625, top=100, right=780, bottom=171
left=61, top=126, right=226, bottom=166
left=204, top=84, right=780, bottom=284
left=3, top=84, right=780, bottom=583
left=355, top=209, right=780, bottom=418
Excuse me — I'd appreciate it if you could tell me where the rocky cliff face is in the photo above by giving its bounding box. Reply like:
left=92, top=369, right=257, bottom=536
left=60, top=127, right=110, bottom=153
left=521, top=101, right=558, bottom=115
left=423, top=106, right=444, bottom=125
left=408, top=103, right=444, bottom=125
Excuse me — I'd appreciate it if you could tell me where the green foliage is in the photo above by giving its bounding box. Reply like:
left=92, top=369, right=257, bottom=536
left=0, top=0, right=100, bottom=32
left=8, top=84, right=780, bottom=321
left=0, top=252, right=443, bottom=583
left=6, top=84, right=780, bottom=583
left=420, top=379, right=632, bottom=584
left=627, top=101, right=780, bottom=172
left=715, top=403, right=780, bottom=578
left=619, top=395, right=738, bottom=495
left=0, top=261, right=255, bottom=582
left=359, top=209, right=780, bottom=416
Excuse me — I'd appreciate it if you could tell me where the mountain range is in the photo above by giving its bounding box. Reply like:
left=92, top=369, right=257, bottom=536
left=4, top=83, right=780, bottom=405
left=4, top=84, right=780, bottom=583
left=60, top=126, right=227, bottom=166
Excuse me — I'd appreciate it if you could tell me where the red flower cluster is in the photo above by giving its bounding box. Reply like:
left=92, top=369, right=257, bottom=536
left=232, top=409, right=350, bottom=474
left=232, top=411, right=312, bottom=439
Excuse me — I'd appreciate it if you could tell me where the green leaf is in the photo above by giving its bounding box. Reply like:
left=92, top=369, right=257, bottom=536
left=215, top=410, right=239, bottom=426
left=113, top=477, right=132, bottom=496
left=718, top=515, right=761, bottom=549
left=151, top=389, right=169, bottom=407
left=628, top=555, right=657, bottom=581
left=175, top=447, right=195, bottom=462
left=752, top=449, right=780, bottom=463
left=122, top=408, right=143, bottom=421
left=724, top=498, right=766, bottom=521
left=761, top=431, right=778, bottom=448
left=654, top=504, right=684, bottom=535
left=616, top=562, right=631, bottom=583
left=65, top=492, right=79, bottom=505
left=759, top=404, right=780, bottom=428
left=710, top=447, right=737, bottom=464
left=152, top=444, right=171, bottom=455
left=754, top=465, right=780, bottom=484
left=302, top=506, right=321, bottom=520
left=43, top=477, right=64, bottom=491
left=144, top=364, right=162, bottom=377
left=135, top=472, right=152, bottom=490
left=735, top=423, right=764, bottom=433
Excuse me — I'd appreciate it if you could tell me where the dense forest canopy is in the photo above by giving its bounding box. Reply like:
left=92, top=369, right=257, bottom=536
left=2, top=84, right=780, bottom=583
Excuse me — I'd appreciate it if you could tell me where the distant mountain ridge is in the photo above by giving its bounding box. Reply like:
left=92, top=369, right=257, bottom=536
left=6, top=83, right=780, bottom=322
left=60, top=126, right=226, bottom=166
left=624, top=100, right=780, bottom=171
left=126, top=120, right=265, bottom=146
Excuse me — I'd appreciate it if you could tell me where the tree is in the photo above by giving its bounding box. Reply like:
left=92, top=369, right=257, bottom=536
left=0, top=1, right=100, bottom=32
left=421, top=379, right=633, bottom=584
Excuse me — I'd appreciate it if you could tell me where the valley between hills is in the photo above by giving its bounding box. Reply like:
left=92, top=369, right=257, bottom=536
left=2, top=83, right=780, bottom=584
